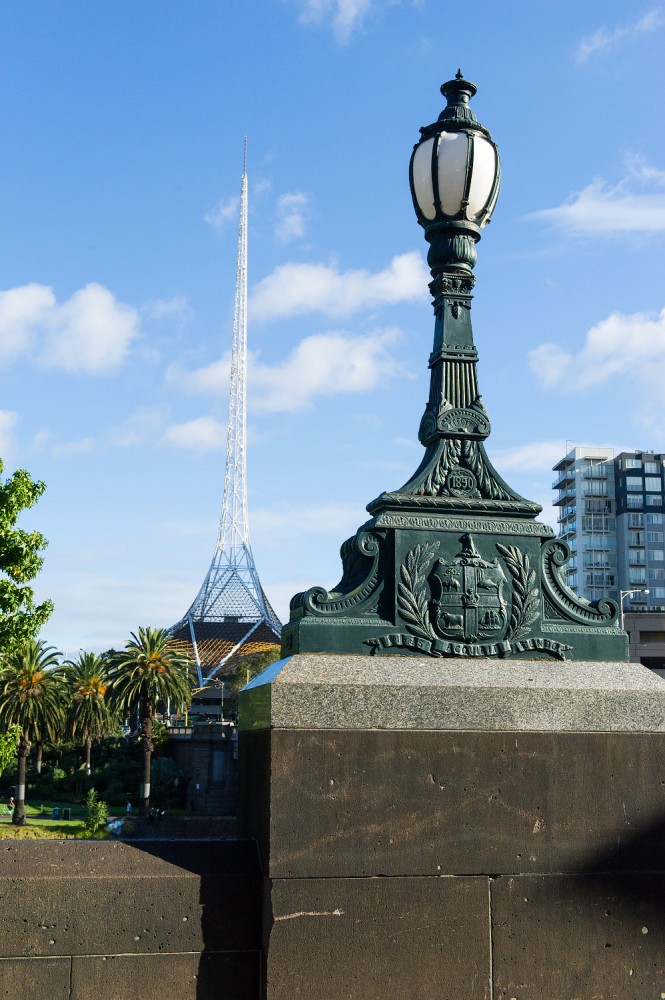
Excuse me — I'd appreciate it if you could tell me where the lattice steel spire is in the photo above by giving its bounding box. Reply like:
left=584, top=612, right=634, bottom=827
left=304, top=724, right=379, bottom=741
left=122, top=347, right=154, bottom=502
left=170, top=142, right=281, bottom=686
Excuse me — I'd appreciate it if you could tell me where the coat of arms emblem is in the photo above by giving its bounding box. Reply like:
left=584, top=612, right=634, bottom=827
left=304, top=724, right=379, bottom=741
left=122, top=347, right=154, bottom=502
left=429, top=533, right=507, bottom=642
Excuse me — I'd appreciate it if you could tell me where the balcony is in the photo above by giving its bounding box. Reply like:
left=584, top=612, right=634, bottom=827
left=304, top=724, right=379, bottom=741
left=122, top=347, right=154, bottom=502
left=581, top=484, right=609, bottom=498
left=552, top=469, right=575, bottom=490
left=554, top=487, right=577, bottom=506
left=557, top=506, right=576, bottom=524
left=582, top=468, right=608, bottom=480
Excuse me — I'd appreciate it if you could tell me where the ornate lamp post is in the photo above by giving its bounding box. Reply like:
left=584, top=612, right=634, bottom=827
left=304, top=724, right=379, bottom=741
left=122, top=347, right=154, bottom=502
left=281, top=74, right=627, bottom=664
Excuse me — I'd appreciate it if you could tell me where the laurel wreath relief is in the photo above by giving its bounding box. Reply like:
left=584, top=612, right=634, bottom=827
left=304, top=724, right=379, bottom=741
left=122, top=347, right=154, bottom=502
left=397, top=540, right=538, bottom=645
left=495, top=543, right=539, bottom=640
left=397, top=542, right=439, bottom=640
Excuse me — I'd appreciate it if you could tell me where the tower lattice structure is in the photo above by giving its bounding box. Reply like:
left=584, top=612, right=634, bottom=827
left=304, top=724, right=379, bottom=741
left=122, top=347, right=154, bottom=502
left=170, top=145, right=281, bottom=686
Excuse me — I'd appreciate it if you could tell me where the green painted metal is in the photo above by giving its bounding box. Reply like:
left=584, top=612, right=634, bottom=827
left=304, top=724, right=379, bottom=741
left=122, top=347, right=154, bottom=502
left=281, top=74, right=626, bottom=663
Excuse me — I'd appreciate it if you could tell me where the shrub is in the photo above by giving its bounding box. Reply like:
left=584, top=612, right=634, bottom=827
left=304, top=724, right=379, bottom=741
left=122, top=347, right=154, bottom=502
left=83, top=788, right=108, bottom=836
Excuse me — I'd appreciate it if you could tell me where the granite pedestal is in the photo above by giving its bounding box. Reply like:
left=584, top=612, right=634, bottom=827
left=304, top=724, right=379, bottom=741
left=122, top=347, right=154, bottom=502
left=239, top=654, right=665, bottom=1000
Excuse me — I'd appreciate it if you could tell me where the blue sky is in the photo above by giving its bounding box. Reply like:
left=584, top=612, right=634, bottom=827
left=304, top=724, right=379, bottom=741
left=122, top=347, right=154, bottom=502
left=1, top=1, right=664, bottom=655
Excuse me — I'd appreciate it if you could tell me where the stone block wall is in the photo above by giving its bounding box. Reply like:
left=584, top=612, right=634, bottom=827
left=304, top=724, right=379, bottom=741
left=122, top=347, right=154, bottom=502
left=238, top=655, right=665, bottom=1000
left=0, top=839, right=261, bottom=1000
left=242, top=726, right=665, bottom=999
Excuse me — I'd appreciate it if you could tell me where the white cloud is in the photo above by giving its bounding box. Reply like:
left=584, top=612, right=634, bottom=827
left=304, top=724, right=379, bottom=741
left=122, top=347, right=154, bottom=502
left=161, top=416, right=227, bottom=453
left=40, top=283, right=140, bottom=373
left=109, top=407, right=168, bottom=448
left=0, top=283, right=139, bottom=373
left=575, top=9, right=664, bottom=63
left=275, top=192, right=311, bottom=243
left=252, top=501, right=364, bottom=538
left=204, top=195, right=240, bottom=231
left=0, top=410, right=19, bottom=460
left=32, top=428, right=52, bottom=452
left=251, top=328, right=403, bottom=412
left=528, top=161, right=665, bottom=235
left=166, top=353, right=232, bottom=395
left=52, top=437, right=95, bottom=460
left=489, top=441, right=567, bottom=473
left=294, top=0, right=373, bottom=42
left=145, top=296, right=190, bottom=320
left=250, top=251, right=428, bottom=321
left=168, top=328, right=405, bottom=413
left=529, top=307, right=665, bottom=393
left=0, top=284, right=55, bottom=364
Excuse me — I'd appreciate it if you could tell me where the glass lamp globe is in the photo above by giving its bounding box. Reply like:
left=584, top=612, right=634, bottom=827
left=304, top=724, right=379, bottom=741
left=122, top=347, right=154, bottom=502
left=409, top=72, right=500, bottom=234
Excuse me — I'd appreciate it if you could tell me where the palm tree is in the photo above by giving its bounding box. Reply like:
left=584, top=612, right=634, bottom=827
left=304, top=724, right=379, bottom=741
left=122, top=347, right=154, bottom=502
left=0, top=640, right=65, bottom=825
left=108, top=627, right=191, bottom=813
left=64, top=651, right=115, bottom=775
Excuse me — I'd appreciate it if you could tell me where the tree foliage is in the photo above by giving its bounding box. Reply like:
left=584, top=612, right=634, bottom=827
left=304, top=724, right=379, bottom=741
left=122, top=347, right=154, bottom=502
left=82, top=788, right=108, bottom=836
left=0, top=723, right=20, bottom=775
left=0, top=641, right=65, bottom=741
left=109, top=627, right=192, bottom=811
left=64, top=651, right=116, bottom=772
left=0, top=460, right=54, bottom=657
left=0, top=640, right=65, bottom=824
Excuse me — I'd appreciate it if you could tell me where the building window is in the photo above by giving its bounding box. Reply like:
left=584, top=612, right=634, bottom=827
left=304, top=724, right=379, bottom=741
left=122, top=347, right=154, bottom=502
left=623, top=458, right=642, bottom=470
left=629, top=571, right=648, bottom=584
left=627, top=495, right=643, bottom=508
left=639, top=631, right=665, bottom=643
left=649, top=587, right=665, bottom=599
left=581, top=515, right=613, bottom=532
left=629, top=530, right=644, bottom=545
left=647, top=513, right=663, bottom=525
left=583, top=483, right=608, bottom=497
left=629, top=549, right=646, bottom=564
left=646, top=477, right=662, bottom=492
left=626, top=477, right=643, bottom=491
left=628, top=513, right=645, bottom=527
left=646, top=495, right=662, bottom=506
left=648, top=568, right=665, bottom=581
left=648, top=550, right=665, bottom=561
left=644, top=462, right=660, bottom=474
left=647, top=531, right=664, bottom=543
left=585, top=498, right=611, bottom=513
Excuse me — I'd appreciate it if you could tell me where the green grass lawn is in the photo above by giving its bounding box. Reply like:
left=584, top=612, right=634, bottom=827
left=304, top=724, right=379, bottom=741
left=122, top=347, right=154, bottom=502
left=0, top=800, right=121, bottom=839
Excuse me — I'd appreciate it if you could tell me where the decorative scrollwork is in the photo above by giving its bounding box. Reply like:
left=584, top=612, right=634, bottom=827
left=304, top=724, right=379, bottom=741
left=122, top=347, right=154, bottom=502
left=496, top=543, right=539, bottom=640
left=397, top=542, right=439, bottom=640
left=541, top=539, right=618, bottom=626
left=437, top=407, right=490, bottom=437
left=289, top=530, right=384, bottom=619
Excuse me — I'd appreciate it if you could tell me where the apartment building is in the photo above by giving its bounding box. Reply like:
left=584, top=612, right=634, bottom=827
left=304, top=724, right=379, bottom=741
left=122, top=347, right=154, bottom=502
left=552, top=447, right=665, bottom=611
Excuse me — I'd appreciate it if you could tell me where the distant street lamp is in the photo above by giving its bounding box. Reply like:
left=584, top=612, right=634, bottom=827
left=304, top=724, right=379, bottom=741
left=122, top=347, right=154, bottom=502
left=620, top=588, right=650, bottom=631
